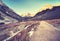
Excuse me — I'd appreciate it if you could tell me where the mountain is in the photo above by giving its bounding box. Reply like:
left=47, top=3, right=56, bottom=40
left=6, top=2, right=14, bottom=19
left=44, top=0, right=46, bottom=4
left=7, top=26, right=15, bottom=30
left=31, top=6, right=60, bottom=20
left=0, top=0, right=22, bottom=24
left=30, top=21, right=60, bottom=41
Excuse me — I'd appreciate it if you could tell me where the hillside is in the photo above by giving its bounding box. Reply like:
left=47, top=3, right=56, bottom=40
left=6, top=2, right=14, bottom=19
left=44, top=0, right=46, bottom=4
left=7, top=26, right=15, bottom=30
left=1, top=20, right=59, bottom=41
left=31, top=6, right=60, bottom=20
left=0, top=0, right=22, bottom=24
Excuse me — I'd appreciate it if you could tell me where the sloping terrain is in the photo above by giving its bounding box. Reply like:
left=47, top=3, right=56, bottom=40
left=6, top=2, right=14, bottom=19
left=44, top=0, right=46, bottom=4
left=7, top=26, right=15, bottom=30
left=0, top=0, right=22, bottom=25
left=2, top=20, right=60, bottom=41
left=31, top=6, right=60, bottom=20
left=0, top=21, right=40, bottom=41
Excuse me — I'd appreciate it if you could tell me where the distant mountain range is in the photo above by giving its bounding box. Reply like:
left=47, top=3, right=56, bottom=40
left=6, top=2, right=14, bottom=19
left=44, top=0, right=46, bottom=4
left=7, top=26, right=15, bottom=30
left=0, top=0, right=60, bottom=24
left=31, top=6, right=60, bottom=20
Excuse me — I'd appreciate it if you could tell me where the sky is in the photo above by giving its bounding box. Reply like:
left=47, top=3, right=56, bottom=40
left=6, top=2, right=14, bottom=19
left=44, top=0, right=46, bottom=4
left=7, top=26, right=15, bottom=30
left=2, top=0, right=60, bottom=16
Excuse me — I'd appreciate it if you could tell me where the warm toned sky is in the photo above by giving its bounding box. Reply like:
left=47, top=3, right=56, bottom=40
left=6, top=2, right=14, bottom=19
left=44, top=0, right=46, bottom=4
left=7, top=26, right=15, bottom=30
left=2, top=0, right=60, bottom=16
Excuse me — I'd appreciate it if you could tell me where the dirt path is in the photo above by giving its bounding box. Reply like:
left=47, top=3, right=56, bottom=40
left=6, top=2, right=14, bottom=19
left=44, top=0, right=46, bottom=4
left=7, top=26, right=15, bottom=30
left=30, top=21, right=60, bottom=41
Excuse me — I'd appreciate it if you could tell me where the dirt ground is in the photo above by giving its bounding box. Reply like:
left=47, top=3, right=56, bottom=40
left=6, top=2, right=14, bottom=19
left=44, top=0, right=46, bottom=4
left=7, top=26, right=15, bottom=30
left=30, top=21, right=60, bottom=41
